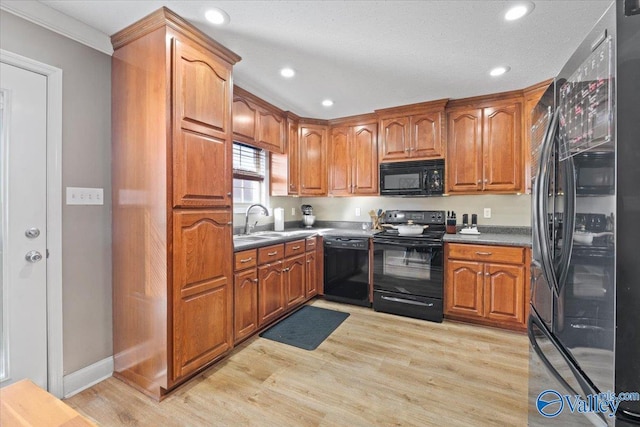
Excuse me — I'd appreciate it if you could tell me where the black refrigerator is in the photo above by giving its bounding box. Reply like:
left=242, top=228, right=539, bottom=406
left=528, top=1, right=640, bottom=426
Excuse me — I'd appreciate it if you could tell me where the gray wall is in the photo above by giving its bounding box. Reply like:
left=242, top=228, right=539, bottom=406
left=1, top=11, right=112, bottom=375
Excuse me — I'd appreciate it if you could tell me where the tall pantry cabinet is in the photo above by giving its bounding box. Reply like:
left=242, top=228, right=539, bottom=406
left=111, top=8, right=241, bottom=399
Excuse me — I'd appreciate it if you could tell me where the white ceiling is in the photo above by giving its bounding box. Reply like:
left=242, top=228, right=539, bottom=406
left=31, top=0, right=611, bottom=119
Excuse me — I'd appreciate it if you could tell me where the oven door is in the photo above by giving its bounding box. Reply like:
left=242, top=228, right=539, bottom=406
left=373, top=240, right=443, bottom=299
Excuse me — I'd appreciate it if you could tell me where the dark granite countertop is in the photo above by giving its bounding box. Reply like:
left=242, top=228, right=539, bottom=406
left=443, top=226, right=532, bottom=247
left=234, top=224, right=531, bottom=251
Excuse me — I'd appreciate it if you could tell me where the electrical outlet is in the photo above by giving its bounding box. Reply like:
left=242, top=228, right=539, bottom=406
left=355, top=207, right=361, bottom=217
left=66, top=187, right=104, bottom=205
left=291, top=207, right=296, bottom=216
left=483, top=208, right=491, bottom=218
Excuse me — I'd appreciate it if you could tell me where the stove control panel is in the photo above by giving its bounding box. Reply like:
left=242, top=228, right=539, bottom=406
left=383, top=210, right=445, bottom=225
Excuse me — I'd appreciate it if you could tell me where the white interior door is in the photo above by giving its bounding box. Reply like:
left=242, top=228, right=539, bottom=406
left=0, top=62, right=48, bottom=389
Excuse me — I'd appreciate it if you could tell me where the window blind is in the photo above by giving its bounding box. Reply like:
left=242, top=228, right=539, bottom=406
left=233, top=143, right=265, bottom=181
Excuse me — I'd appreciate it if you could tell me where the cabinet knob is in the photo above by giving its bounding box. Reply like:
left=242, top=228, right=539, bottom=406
left=484, top=179, right=488, bottom=183
left=485, top=272, right=490, bottom=276
left=253, top=278, right=259, bottom=283
left=477, top=180, right=482, bottom=184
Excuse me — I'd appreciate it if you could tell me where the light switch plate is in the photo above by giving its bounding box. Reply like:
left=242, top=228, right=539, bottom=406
left=355, top=207, right=361, bottom=217
left=483, top=208, right=491, bottom=218
left=66, top=187, right=104, bottom=205
left=291, top=207, right=296, bottom=216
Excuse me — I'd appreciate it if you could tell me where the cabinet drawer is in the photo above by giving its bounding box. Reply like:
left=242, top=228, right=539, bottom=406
left=258, top=244, right=284, bottom=264
left=447, top=243, right=524, bottom=264
left=285, top=239, right=306, bottom=257
left=305, top=236, right=317, bottom=251
left=234, top=249, right=257, bottom=271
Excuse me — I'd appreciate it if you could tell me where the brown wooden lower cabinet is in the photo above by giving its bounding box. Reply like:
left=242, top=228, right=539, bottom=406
left=284, top=254, right=306, bottom=307
left=444, top=243, right=528, bottom=331
left=305, top=250, right=318, bottom=297
left=172, top=211, right=234, bottom=382
left=233, top=237, right=322, bottom=343
left=258, top=261, right=286, bottom=327
left=233, top=268, right=258, bottom=343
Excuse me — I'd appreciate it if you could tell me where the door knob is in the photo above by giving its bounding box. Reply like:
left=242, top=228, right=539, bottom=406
left=25, top=228, right=40, bottom=239
left=25, top=250, right=43, bottom=263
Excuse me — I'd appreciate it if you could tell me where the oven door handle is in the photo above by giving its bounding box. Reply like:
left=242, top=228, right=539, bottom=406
left=380, top=295, right=434, bottom=307
left=373, top=239, right=440, bottom=248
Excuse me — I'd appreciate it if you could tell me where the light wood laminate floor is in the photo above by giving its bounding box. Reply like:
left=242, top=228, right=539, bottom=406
left=65, top=299, right=529, bottom=426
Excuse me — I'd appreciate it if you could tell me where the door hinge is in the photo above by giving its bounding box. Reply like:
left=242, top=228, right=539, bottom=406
left=46, top=249, right=50, bottom=259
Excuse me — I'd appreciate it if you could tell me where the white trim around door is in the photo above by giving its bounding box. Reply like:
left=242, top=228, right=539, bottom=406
left=0, top=49, right=63, bottom=398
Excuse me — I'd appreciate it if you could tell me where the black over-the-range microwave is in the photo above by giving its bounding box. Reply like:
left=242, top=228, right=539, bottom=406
left=379, top=159, right=445, bottom=196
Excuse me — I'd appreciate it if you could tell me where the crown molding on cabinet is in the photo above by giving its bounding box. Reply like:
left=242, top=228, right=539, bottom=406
left=1, top=0, right=114, bottom=55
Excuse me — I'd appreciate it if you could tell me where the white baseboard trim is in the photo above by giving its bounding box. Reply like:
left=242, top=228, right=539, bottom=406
left=63, top=356, right=113, bottom=398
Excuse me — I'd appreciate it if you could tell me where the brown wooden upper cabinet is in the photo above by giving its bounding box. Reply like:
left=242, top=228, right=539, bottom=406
left=232, top=86, right=285, bottom=153
left=298, top=122, right=328, bottom=196
left=446, top=93, right=524, bottom=194
left=376, top=100, right=447, bottom=162
left=328, top=116, right=378, bottom=196
left=173, top=40, right=233, bottom=208
left=270, top=112, right=300, bottom=196
left=523, top=79, right=553, bottom=194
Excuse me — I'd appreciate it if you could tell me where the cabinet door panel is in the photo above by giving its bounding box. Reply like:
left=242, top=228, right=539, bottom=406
left=284, top=255, right=306, bottom=308
left=483, top=104, right=522, bottom=192
left=232, top=97, right=257, bottom=142
left=445, top=259, right=484, bottom=318
left=174, top=40, right=230, bottom=138
left=299, top=125, right=327, bottom=195
left=258, top=110, right=284, bottom=153
left=305, top=251, right=318, bottom=298
left=258, top=263, right=285, bottom=326
left=484, top=263, right=525, bottom=325
left=287, top=119, right=300, bottom=195
left=173, top=211, right=232, bottom=381
left=173, top=130, right=230, bottom=207
left=352, top=124, right=378, bottom=194
left=234, top=269, right=258, bottom=343
left=379, top=117, right=409, bottom=161
left=328, top=127, right=351, bottom=196
left=447, top=109, right=482, bottom=192
left=412, top=112, right=443, bottom=159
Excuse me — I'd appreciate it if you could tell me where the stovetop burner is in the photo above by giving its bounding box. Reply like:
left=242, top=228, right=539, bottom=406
left=373, top=210, right=446, bottom=243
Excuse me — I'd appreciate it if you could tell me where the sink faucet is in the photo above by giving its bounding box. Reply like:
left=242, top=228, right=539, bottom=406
left=244, top=203, right=269, bottom=234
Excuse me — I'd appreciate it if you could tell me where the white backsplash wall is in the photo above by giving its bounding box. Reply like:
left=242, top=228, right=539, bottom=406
left=298, top=194, right=532, bottom=226
left=234, top=194, right=532, bottom=228
left=233, top=196, right=303, bottom=229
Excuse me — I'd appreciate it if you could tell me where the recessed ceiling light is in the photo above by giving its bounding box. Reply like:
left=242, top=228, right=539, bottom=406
left=205, top=8, right=230, bottom=25
left=505, top=2, right=535, bottom=21
left=280, top=68, right=295, bottom=78
left=490, top=66, right=511, bottom=76
left=322, top=99, right=334, bottom=107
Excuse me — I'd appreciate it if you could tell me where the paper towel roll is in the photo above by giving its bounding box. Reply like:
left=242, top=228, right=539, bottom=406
left=274, top=207, right=284, bottom=231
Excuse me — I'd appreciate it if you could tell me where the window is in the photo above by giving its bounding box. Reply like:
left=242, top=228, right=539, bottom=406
left=233, top=143, right=268, bottom=211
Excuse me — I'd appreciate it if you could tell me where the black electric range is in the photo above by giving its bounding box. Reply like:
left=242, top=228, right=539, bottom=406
left=372, top=210, right=445, bottom=322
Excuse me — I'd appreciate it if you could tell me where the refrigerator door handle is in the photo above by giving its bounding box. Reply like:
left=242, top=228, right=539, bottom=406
left=535, top=109, right=561, bottom=297
left=556, top=155, right=576, bottom=293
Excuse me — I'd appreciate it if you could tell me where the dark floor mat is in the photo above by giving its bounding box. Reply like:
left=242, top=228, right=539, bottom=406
left=259, top=305, right=350, bottom=350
